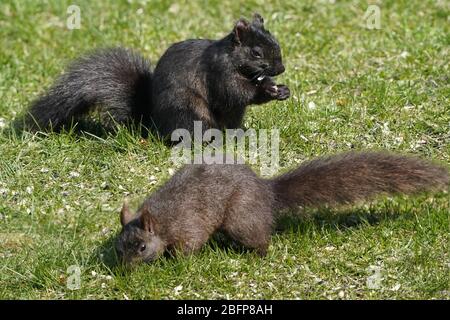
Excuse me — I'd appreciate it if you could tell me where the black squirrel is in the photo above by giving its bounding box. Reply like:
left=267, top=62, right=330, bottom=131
left=24, top=13, right=289, bottom=138
left=115, top=151, right=449, bottom=266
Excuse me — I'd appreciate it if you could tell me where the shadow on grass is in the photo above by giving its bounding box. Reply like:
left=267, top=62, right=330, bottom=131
left=6, top=113, right=168, bottom=144
left=95, top=234, right=122, bottom=270
left=275, top=205, right=408, bottom=234
left=2, top=116, right=171, bottom=157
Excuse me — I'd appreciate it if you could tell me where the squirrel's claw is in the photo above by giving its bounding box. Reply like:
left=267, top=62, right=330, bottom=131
left=276, top=85, right=290, bottom=100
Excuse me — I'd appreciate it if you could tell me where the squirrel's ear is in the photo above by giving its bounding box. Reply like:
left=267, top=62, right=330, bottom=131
left=233, top=18, right=250, bottom=44
left=252, top=13, right=264, bottom=29
left=120, top=200, right=133, bottom=227
left=140, top=206, right=156, bottom=235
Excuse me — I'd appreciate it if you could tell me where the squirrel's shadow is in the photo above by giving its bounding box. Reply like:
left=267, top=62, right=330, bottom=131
left=212, top=206, right=406, bottom=254
left=9, top=115, right=154, bottom=139
left=274, top=205, right=407, bottom=234
left=95, top=235, right=121, bottom=270
left=95, top=206, right=407, bottom=269
left=7, top=117, right=184, bottom=152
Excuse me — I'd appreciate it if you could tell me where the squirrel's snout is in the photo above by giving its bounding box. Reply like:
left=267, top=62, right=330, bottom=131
left=275, top=64, right=285, bottom=75
left=267, top=64, right=285, bottom=76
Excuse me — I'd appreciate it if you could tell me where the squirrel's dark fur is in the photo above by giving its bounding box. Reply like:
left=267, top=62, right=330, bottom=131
left=115, top=151, right=449, bottom=265
left=24, top=14, right=289, bottom=138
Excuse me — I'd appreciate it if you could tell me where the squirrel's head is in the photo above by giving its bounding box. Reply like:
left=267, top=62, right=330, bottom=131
left=230, top=13, right=285, bottom=81
left=115, top=201, right=165, bottom=266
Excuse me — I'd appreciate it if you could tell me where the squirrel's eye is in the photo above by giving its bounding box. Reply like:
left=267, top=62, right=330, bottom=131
left=139, top=244, right=146, bottom=252
left=251, top=48, right=263, bottom=59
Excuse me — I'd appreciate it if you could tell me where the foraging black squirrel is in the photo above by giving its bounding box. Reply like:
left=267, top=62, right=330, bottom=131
left=115, top=151, right=449, bottom=266
left=24, top=13, right=289, bottom=138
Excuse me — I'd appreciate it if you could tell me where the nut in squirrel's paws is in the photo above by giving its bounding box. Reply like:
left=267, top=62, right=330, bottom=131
left=258, top=76, right=290, bottom=100
left=266, top=85, right=278, bottom=96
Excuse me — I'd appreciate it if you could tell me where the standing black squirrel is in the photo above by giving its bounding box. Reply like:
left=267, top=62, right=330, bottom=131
left=24, top=13, right=289, bottom=138
left=115, top=151, right=449, bottom=266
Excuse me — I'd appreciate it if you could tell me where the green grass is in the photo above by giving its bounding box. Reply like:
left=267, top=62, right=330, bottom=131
left=0, top=0, right=449, bottom=299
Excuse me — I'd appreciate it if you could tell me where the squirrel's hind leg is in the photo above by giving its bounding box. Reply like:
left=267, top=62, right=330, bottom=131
left=222, top=219, right=271, bottom=256
left=221, top=193, right=274, bottom=257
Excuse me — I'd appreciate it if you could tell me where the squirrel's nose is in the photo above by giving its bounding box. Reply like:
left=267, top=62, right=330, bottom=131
left=270, top=64, right=285, bottom=76
left=277, top=64, right=285, bottom=75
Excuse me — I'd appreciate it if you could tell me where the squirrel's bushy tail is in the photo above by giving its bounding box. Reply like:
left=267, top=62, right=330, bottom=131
left=270, top=152, right=449, bottom=210
left=23, top=47, right=152, bottom=131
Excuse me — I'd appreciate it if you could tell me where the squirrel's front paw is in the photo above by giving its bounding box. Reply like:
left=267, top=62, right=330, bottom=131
left=263, top=84, right=279, bottom=98
left=259, top=78, right=290, bottom=101
left=275, top=85, right=290, bottom=100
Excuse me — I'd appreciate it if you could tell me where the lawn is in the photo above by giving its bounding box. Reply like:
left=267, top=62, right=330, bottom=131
left=0, top=0, right=449, bottom=299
